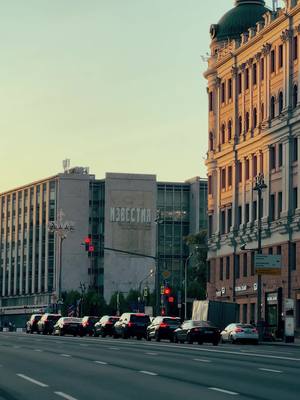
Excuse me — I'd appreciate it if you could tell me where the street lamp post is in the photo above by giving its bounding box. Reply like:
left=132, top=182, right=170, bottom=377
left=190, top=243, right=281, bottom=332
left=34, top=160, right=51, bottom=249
left=48, top=209, right=75, bottom=314
left=155, top=210, right=163, bottom=316
left=184, top=253, right=193, bottom=320
left=253, top=173, right=267, bottom=340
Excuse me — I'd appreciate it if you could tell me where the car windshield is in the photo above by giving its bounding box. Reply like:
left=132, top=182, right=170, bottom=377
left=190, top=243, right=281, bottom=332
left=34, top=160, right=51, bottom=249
left=163, top=318, right=181, bottom=326
left=130, top=315, right=150, bottom=323
left=192, top=321, right=212, bottom=327
left=47, top=315, right=60, bottom=320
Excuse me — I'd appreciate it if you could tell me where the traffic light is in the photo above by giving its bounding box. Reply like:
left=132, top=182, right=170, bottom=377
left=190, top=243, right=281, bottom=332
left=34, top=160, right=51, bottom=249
left=164, top=287, right=171, bottom=296
left=84, top=235, right=91, bottom=251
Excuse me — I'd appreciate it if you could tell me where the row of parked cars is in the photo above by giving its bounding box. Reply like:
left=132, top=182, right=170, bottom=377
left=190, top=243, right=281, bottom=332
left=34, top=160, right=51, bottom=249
left=26, top=313, right=259, bottom=345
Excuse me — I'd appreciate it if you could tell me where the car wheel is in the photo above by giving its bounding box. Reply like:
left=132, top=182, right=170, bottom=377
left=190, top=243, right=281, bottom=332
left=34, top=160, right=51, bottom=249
left=230, top=335, right=236, bottom=344
left=59, top=329, right=64, bottom=336
left=146, top=333, right=151, bottom=341
left=155, top=332, right=160, bottom=342
left=169, top=336, right=174, bottom=343
left=221, top=337, right=225, bottom=344
left=187, top=334, right=193, bottom=344
left=174, top=334, right=178, bottom=343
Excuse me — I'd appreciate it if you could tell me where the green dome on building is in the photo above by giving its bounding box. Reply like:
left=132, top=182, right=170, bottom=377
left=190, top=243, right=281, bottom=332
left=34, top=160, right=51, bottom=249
left=210, top=0, right=269, bottom=42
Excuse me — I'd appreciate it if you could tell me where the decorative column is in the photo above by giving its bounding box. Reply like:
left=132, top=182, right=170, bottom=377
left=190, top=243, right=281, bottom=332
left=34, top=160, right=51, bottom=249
left=232, top=159, right=238, bottom=229
left=242, top=158, right=247, bottom=225
left=231, top=66, right=238, bottom=141
left=249, top=154, right=254, bottom=223
left=282, top=138, right=292, bottom=216
left=241, top=63, right=246, bottom=140
left=262, top=148, right=270, bottom=221
left=280, top=29, right=293, bottom=111
left=262, top=43, right=271, bottom=121
left=256, top=53, right=262, bottom=127
left=214, top=76, right=221, bottom=149
left=248, top=58, right=254, bottom=136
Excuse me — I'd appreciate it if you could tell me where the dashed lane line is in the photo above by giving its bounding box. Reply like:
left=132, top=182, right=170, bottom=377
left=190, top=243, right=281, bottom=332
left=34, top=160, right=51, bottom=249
left=145, top=352, right=158, bottom=355
left=139, top=370, right=158, bottom=376
left=209, top=387, right=239, bottom=396
left=259, top=368, right=282, bottom=373
left=34, top=349, right=43, bottom=352
left=54, top=391, right=78, bottom=400
left=60, top=354, right=71, bottom=358
left=94, top=360, right=108, bottom=365
left=193, top=358, right=212, bottom=363
left=17, top=373, right=49, bottom=388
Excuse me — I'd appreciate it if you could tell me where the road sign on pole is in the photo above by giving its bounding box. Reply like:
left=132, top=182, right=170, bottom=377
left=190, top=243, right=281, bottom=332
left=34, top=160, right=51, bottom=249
left=254, top=255, right=281, bottom=275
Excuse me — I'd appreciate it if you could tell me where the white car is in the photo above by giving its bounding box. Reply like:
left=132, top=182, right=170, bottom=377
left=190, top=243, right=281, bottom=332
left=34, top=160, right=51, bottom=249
left=221, top=323, right=259, bottom=344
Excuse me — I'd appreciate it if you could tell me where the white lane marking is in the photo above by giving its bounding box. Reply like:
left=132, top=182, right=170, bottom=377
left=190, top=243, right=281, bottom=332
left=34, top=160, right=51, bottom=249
left=34, top=349, right=43, bottom=352
left=145, top=352, right=158, bottom=355
left=209, top=387, right=239, bottom=396
left=94, top=360, right=108, bottom=365
left=17, top=374, right=49, bottom=388
left=139, top=370, right=158, bottom=376
left=193, top=358, right=211, bottom=363
left=54, top=391, right=78, bottom=400
left=60, top=354, right=71, bottom=357
left=108, top=347, right=119, bottom=350
left=259, top=368, right=282, bottom=373
left=240, top=349, right=293, bottom=356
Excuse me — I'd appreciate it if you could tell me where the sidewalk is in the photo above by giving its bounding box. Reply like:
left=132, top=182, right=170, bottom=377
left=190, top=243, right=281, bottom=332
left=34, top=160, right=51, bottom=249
left=262, top=337, right=300, bottom=348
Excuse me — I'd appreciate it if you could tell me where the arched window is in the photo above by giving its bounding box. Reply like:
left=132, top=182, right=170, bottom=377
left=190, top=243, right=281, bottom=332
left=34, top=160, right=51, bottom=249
left=293, top=84, right=298, bottom=109
left=245, top=112, right=250, bottom=132
left=253, top=107, right=257, bottom=128
left=238, top=116, right=243, bottom=136
left=270, top=96, right=275, bottom=119
left=228, top=120, right=232, bottom=141
left=221, top=124, right=226, bottom=144
left=278, top=91, right=283, bottom=114
left=209, top=132, right=214, bottom=151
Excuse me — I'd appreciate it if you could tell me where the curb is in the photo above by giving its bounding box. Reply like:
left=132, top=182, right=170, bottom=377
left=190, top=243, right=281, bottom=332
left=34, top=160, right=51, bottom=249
left=261, top=341, right=300, bottom=348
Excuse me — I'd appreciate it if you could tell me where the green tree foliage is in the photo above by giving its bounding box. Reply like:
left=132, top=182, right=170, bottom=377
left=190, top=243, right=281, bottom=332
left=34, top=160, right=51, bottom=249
left=184, top=230, right=208, bottom=300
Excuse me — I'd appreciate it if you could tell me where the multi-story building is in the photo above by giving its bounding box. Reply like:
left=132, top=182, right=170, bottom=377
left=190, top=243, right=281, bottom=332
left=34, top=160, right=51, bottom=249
left=205, top=0, right=300, bottom=332
left=0, top=167, right=207, bottom=326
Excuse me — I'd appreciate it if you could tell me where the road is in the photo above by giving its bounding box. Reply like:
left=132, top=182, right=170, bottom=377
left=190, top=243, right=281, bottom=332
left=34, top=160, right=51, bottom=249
left=0, top=332, right=300, bottom=400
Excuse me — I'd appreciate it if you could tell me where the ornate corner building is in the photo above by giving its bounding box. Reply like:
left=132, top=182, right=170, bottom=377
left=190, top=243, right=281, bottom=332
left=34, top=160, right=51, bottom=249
left=205, top=0, right=300, bottom=330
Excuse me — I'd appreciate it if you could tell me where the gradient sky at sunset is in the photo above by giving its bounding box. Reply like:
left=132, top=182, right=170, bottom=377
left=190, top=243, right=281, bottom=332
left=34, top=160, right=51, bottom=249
left=0, top=0, right=277, bottom=191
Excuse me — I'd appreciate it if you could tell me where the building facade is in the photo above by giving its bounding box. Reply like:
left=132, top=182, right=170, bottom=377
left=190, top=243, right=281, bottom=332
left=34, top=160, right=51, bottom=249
left=0, top=168, right=207, bottom=325
left=205, top=0, right=300, bottom=332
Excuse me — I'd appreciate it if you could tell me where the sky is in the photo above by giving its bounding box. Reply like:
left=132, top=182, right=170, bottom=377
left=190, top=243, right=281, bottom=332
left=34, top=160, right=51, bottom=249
left=0, top=0, right=278, bottom=191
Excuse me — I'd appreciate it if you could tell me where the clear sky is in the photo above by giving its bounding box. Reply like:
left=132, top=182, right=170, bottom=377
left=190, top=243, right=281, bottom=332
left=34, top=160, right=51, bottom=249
left=0, top=0, right=277, bottom=191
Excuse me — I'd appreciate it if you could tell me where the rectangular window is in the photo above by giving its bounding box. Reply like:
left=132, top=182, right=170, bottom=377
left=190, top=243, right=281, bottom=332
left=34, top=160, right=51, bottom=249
left=243, top=253, right=248, bottom=277
left=226, top=256, right=230, bottom=280
left=245, top=68, right=249, bottom=90
left=271, top=50, right=275, bottom=73
left=221, top=210, right=226, bottom=235
left=236, top=255, right=240, bottom=279
left=292, top=137, right=298, bottom=162
left=238, top=161, right=242, bottom=183
left=245, top=159, right=250, bottom=180
left=293, top=187, right=298, bottom=210
left=293, top=36, right=298, bottom=61
left=251, top=252, right=255, bottom=276
left=227, top=208, right=232, bottom=233
left=270, top=146, right=276, bottom=169
left=253, top=63, right=257, bottom=85
left=221, top=169, right=226, bottom=189
left=270, top=194, right=275, bottom=222
left=279, top=44, right=283, bottom=68
left=278, top=191, right=282, bottom=218
left=261, top=57, right=265, bottom=80
left=245, top=203, right=249, bottom=223
left=221, top=82, right=226, bottom=103
left=277, top=245, right=281, bottom=255
left=238, top=206, right=242, bottom=226
left=238, top=73, right=242, bottom=94
left=290, top=242, right=296, bottom=271
left=219, top=258, right=224, bottom=281
left=278, top=143, right=283, bottom=167
left=209, top=92, right=213, bottom=112
left=228, top=78, right=232, bottom=99
left=268, top=247, right=273, bottom=255
left=228, top=166, right=232, bottom=186
left=253, top=201, right=257, bottom=221
left=253, top=155, right=257, bottom=177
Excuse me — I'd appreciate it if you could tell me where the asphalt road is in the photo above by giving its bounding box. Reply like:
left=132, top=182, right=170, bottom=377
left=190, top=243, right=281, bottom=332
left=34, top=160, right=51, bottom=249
left=0, top=332, right=300, bottom=400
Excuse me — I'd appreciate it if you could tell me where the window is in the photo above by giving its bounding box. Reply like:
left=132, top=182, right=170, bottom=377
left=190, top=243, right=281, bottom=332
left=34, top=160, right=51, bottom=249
left=253, top=63, right=257, bottom=85
left=245, top=159, right=250, bottom=180
left=253, top=201, right=257, bottom=221
left=242, top=304, right=248, bottom=324
left=245, top=203, right=249, bottom=223
left=221, top=82, right=226, bottom=103
left=235, top=255, right=240, bottom=279
left=228, top=78, right=232, bottom=100
left=209, top=132, right=214, bottom=151
left=228, top=120, right=232, bottom=141
left=279, top=91, right=283, bottom=114
left=219, top=258, right=224, bottom=280
left=245, top=112, right=250, bottom=132
left=260, top=57, right=265, bottom=80
left=268, top=247, right=273, bottom=255
left=270, top=194, right=275, bottom=222
left=290, top=242, right=296, bottom=271
left=221, top=124, right=226, bottom=144
left=238, top=206, right=242, bottom=226
left=208, top=175, right=212, bottom=195
left=293, top=187, right=298, bottom=210
left=209, top=92, right=213, bottom=111
left=278, top=191, right=282, bottom=218
left=270, top=146, right=276, bottom=169
left=271, top=50, right=275, bottom=73
left=227, top=208, right=232, bottom=232
left=221, top=210, right=226, bottom=235
left=293, top=85, right=298, bottom=108
left=279, top=44, right=283, bottom=68
left=238, top=73, right=242, bottom=94
left=278, top=143, right=283, bottom=167
left=221, top=168, right=226, bottom=189
left=226, top=256, right=230, bottom=279
left=292, top=137, right=298, bottom=162
left=271, top=96, right=275, bottom=119
left=245, top=68, right=249, bottom=90
left=243, top=253, right=248, bottom=277
left=293, top=36, right=298, bottom=61
left=251, top=252, right=255, bottom=276
left=228, top=166, right=232, bottom=186
left=253, top=107, right=257, bottom=128
left=238, top=161, right=242, bottom=183
left=277, top=245, right=281, bottom=255
left=253, top=155, right=257, bottom=177
left=238, top=116, right=243, bottom=136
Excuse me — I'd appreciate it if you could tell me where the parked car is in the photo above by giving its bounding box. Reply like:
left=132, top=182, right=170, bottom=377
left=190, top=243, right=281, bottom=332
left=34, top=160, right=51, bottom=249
left=79, top=316, right=99, bottom=336
left=221, top=323, right=259, bottom=344
left=146, top=316, right=181, bottom=342
left=26, top=314, right=42, bottom=334
left=54, top=317, right=82, bottom=336
left=113, top=313, right=150, bottom=339
left=94, top=316, right=119, bottom=337
left=174, top=320, right=221, bottom=345
left=37, top=314, right=61, bottom=335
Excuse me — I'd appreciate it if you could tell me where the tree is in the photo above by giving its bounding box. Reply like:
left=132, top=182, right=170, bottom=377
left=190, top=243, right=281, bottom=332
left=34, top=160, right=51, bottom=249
left=184, top=230, right=208, bottom=300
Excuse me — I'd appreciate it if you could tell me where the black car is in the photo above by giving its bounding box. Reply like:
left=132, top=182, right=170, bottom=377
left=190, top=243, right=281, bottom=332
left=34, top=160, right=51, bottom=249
left=54, top=317, right=82, bottom=336
left=26, top=314, right=42, bottom=334
left=146, top=316, right=181, bottom=342
left=37, top=313, right=61, bottom=335
left=79, top=316, right=99, bottom=336
left=113, top=313, right=150, bottom=339
left=174, top=320, right=221, bottom=345
left=94, top=316, right=119, bottom=337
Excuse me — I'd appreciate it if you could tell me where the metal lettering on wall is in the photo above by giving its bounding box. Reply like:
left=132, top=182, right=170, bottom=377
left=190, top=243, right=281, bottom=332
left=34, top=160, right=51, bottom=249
left=110, top=207, right=152, bottom=224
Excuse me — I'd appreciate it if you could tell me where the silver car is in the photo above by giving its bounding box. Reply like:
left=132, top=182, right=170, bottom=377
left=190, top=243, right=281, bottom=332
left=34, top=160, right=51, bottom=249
left=221, top=323, right=259, bottom=344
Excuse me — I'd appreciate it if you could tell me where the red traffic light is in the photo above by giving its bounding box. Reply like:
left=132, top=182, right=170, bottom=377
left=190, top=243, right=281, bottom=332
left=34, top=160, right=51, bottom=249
left=168, top=296, right=174, bottom=303
left=164, top=287, right=171, bottom=295
left=84, top=237, right=91, bottom=244
left=88, top=245, right=95, bottom=252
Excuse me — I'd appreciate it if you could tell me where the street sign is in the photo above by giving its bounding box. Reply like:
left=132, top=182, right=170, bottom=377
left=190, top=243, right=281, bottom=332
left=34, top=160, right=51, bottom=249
left=254, top=255, right=281, bottom=275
